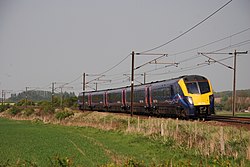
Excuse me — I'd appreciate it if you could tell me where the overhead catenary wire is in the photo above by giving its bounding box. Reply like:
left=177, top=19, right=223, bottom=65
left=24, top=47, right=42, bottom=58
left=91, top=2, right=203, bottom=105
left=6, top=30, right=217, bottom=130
left=98, top=53, right=131, bottom=75
left=73, top=26, right=250, bottom=90
left=80, top=26, right=249, bottom=91
left=135, top=54, right=168, bottom=70
left=74, top=0, right=249, bottom=92
left=168, top=27, right=250, bottom=57
left=147, top=55, right=235, bottom=77
left=141, top=39, right=250, bottom=75
left=203, top=39, right=250, bottom=54
left=133, top=28, right=250, bottom=73
left=174, top=39, right=250, bottom=67
left=78, top=53, right=131, bottom=90
left=139, top=0, right=233, bottom=54
left=118, top=27, right=250, bottom=76
left=64, top=75, right=82, bottom=86
left=84, top=37, right=250, bottom=91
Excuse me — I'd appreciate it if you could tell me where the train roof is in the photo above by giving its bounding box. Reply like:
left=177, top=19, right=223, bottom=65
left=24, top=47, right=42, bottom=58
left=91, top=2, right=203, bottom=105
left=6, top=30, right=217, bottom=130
left=79, top=75, right=208, bottom=94
left=182, top=75, right=208, bottom=82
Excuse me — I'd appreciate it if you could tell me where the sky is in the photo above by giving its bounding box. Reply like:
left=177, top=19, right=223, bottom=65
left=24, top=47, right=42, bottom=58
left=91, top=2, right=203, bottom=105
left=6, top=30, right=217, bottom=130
left=0, top=0, right=250, bottom=97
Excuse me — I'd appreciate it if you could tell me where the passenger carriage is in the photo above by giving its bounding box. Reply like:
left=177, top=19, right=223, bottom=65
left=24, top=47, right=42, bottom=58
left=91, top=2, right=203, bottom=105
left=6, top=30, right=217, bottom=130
left=78, top=75, right=214, bottom=118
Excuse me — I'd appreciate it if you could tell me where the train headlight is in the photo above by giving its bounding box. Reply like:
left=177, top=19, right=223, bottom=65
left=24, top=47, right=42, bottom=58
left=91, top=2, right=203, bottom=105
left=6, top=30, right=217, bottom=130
left=186, top=96, right=193, bottom=105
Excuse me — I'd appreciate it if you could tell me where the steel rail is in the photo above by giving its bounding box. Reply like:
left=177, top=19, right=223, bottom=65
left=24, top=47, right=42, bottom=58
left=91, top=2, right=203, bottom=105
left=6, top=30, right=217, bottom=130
left=207, top=115, right=250, bottom=124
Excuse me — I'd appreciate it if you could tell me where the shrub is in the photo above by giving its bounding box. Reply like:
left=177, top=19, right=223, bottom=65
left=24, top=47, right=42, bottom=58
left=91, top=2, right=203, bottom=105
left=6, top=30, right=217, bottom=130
left=55, top=110, right=74, bottom=120
left=0, top=104, right=10, bottom=112
left=16, top=99, right=35, bottom=106
left=63, top=97, right=78, bottom=108
left=8, top=106, right=22, bottom=115
left=23, top=108, right=35, bottom=116
left=38, top=101, right=55, bottom=113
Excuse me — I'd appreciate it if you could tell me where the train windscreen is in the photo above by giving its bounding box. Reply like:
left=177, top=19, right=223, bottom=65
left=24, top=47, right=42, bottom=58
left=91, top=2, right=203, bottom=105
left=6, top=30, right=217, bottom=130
left=198, top=81, right=210, bottom=94
left=185, top=81, right=210, bottom=94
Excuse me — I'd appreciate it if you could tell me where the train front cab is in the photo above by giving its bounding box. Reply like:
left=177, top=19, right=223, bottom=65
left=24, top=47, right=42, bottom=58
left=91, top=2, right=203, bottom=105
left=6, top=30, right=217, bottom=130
left=178, top=76, right=214, bottom=118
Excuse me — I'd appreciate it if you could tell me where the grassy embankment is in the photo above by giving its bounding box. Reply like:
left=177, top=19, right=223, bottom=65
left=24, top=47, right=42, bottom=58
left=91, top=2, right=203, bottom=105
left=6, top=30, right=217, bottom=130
left=0, top=109, right=250, bottom=166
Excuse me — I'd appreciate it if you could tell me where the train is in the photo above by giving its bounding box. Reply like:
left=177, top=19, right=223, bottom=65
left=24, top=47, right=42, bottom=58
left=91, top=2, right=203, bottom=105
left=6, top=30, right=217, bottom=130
left=78, top=75, right=214, bottom=118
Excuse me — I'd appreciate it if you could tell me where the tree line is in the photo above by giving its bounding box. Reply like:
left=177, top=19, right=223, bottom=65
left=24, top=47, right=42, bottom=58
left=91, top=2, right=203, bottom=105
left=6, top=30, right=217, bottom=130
left=7, top=90, right=76, bottom=103
left=0, top=90, right=78, bottom=112
left=214, top=89, right=250, bottom=111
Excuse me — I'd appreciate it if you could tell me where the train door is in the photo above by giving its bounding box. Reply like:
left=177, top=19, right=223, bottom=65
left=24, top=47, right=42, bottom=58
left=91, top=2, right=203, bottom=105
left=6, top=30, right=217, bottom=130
left=145, top=86, right=152, bottom=109
left=170, top=85, right=174, bottom=97
left=104, top=92, right=108, bottom=109
left=88, top=93, right=92, bottom=109
left=81, top=93, right=84, bottom=110
left=122, top=89, right=126, bottom=109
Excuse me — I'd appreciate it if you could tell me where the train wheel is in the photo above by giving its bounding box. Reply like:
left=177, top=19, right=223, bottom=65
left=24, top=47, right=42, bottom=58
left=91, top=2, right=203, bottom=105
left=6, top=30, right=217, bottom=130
left=180, top=109, right=188, bottom=120
left=149, top=109, right=153, bottom=116
left=176, top=108, right=181, bottom=118
left=155, top=109, right=160, bottom=117
left=152, top=106, right=159, bottom=117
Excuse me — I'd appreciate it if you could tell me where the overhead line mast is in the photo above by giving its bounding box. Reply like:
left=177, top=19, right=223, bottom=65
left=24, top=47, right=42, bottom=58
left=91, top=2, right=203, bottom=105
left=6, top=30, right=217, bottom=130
left=232, top=51, right=248, bottom=116
left=130, top=51, right=135, bottom=117
left=82, top=73, right=86, bottom=111
left=130, top=51, right=170, bottom=117
left=198, top=50, right=248, bottom=116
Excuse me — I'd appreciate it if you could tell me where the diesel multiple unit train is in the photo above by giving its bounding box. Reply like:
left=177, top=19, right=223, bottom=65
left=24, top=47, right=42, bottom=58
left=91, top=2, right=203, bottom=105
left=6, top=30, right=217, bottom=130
left=78, top=75, right=214, bottom=118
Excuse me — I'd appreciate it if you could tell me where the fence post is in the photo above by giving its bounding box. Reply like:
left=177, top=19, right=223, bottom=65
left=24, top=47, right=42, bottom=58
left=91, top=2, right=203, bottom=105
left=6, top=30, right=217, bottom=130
left=194, top=121, right=197, bottom=143
left=137, top=116, right=140, bottom=132
left=103, top=117, right=106, bottom=128
left=175, top=118, right=179, bottom=139
left=148, top=116, right=152, bottom=134
left=247, top=145, right=250, bottom=160
left=220, top=126, right=225, bottom=155
left=161, top=120, right=164, bottom=136
left=110, top=118, right=113, bottom=129
left=127, top=117, right=130, bottom=132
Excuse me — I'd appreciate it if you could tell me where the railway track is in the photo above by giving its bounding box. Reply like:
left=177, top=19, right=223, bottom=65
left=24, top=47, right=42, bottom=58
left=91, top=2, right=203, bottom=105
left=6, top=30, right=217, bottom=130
left=80, top=110, right=250, bottom=125
left=207, top=115, right=250, bottom=124
left=80, top=109, right=250, bottom=124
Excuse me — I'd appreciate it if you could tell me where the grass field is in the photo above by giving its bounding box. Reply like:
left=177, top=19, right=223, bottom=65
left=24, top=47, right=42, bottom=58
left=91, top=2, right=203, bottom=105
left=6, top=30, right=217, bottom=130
left=0, top=118, right=111, bottom=166
left=0, top=118, right=198, bottom=166
left=0, top=113, right=250, bottom=166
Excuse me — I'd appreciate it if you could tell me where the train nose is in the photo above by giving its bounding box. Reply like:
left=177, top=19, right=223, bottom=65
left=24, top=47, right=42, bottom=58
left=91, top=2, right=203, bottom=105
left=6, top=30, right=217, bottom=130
left=192, top=94, right=210, bottom=106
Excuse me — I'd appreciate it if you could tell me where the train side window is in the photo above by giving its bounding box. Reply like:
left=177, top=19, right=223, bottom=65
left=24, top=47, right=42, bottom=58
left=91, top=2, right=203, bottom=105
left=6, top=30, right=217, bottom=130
left=170, top=85, right=174, bottom=97
left=108, top=93, right=112, bottom=103
left=97, top=94, right=103, bottom=103
left=84, top=95, right=88, bottom=104
left=108, top=92, right=121, bottom=103
left=152, top=87, right=171, bottom=101
left=165, top=87, right=171, bottom=99
left=175, top=84, right=182, bottom=94
left=92, top=94, right=98, bottom=103
left=134, top=89, right=144, bottom=102
left=153, top=88, right=161, bottom=100
left=126, top=91, right=131, bottom=102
